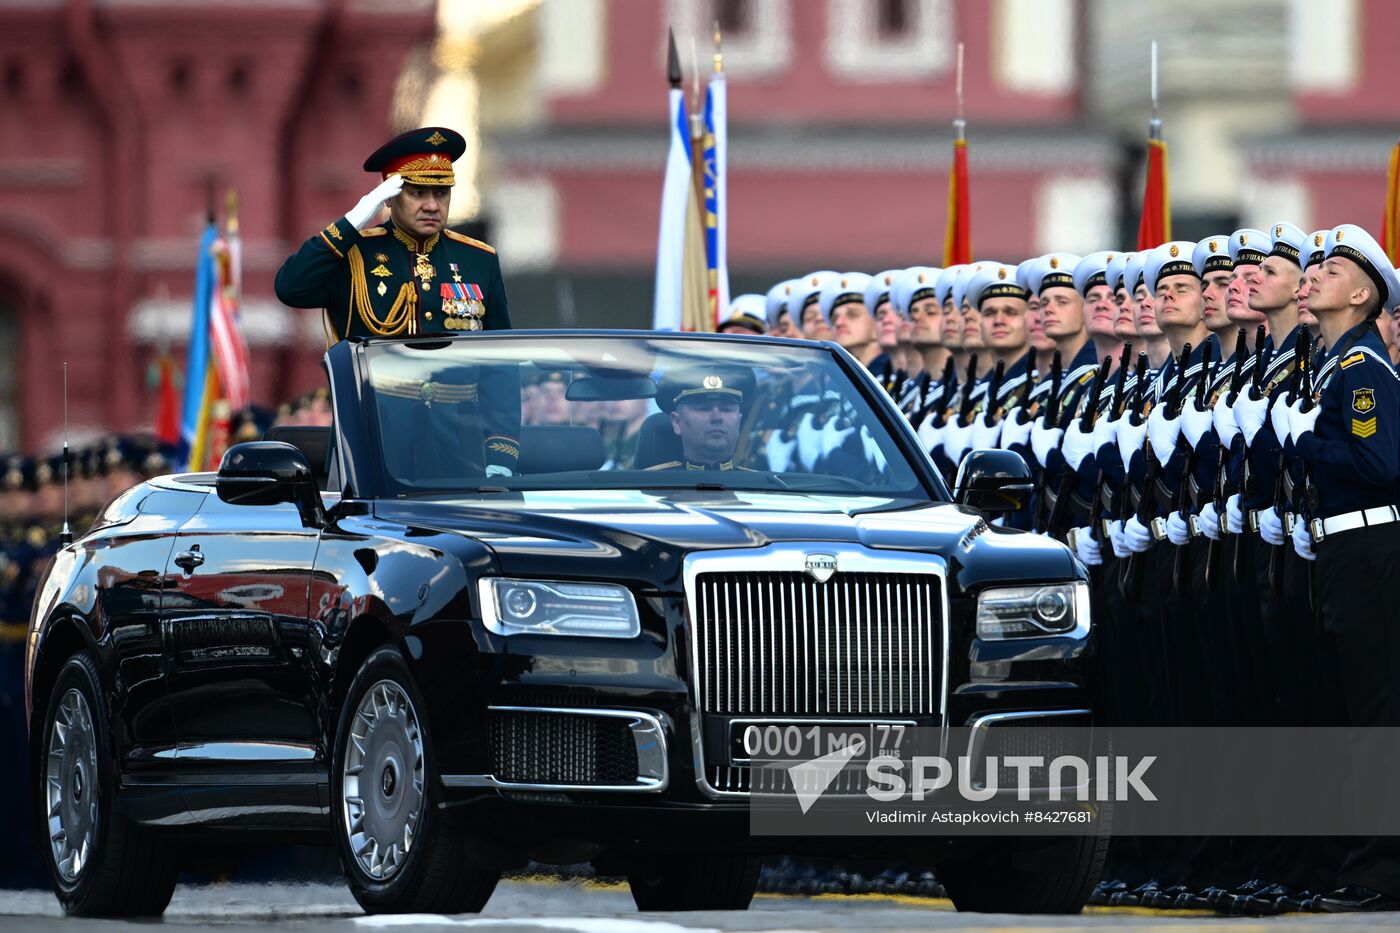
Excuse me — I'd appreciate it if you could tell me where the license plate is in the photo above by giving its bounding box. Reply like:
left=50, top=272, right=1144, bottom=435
left=728, top=719, right=913, bottom=765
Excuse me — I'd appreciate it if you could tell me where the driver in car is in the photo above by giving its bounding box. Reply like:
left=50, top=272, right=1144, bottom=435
left=648, top=365, right=757, bottom=471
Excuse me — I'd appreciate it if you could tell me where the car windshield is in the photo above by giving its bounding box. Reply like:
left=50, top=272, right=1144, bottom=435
left=358, top=334, right=933, bottom=499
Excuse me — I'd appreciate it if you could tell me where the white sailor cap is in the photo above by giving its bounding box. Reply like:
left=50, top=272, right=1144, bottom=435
left=891, top=266, right=942, bottom=317
left=1268, top=222, right=1308, bottom=267
left=865, top=270, right=904, bottom=317
left=1144, top=240, right=1202, bottom=294
left=1227, top=229, right=1269, bottom=267
left=1025, top=253, right=1082, bottom=296
left=935, top=264, right=966, bottom=306
left=1016, top=259, right=1037, bottom=293
left=966, top=263, right=1031, bottom=309
left=764, top=278, right=798, bottom=329
left=722, top=294, right=768, bottom=334
left=1106, top=251, right=1134, bottom=292
left=1192, top=235, right=1232, bottom=277
left=1304, top=231, right=1328, bottom=270
left=1324, top=224, right=1400, bottom=310
left=1123, top=252, right=1148, bottom=293
left=952, top=261, right=997, bottom=310
left=1073, top=251, right=1120, bottom=295
left=818, top=272, right=874, bottom=323
left=790, top=270, right=840, bottom=320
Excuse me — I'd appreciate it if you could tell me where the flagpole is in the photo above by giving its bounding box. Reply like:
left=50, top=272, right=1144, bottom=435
left=1148, top=39, right=1161, bottom=142
left=954, top=40, right=965, bottom=143
left=942, top=42, right=970, bottom=265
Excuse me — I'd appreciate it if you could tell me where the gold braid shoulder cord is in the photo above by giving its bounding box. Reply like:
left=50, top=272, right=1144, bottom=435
left=347, top=245, right=417, bottom=337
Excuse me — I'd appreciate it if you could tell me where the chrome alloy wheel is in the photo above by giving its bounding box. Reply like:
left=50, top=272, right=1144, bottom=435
left=341, top=679, right=425, bottom=881
left=46, top=687, right=99, bottom=884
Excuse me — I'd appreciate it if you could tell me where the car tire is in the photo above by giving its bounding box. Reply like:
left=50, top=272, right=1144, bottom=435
left=39, top=653, right=178, bottom=917
left=939, top=832, right=1109, bottom=914
left=332, top=646, right=499, bottom=914
left=627, top=854, right=761, bottom=910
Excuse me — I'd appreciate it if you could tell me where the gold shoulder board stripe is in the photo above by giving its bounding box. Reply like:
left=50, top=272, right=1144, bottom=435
left=1352, top=417, right=1377, bottom=438
left=444, top=229, right=497, bottom=254
left=319, top=230, right=344, bottom=259
left=1341, top=352, right=1366, bottom=369
left=360, top=227, right=389, bottom=238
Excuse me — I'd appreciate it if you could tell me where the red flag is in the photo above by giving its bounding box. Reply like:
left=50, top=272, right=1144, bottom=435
left=154, top=353, right=180, bottom=446
left=1136, top=137, right=1171, bottom=250
left=942, top=138, right=971, bottom=266
left=1383, top=140, right=1400, bottom=263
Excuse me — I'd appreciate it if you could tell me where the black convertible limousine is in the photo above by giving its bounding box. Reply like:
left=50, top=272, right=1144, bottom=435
left=25, top=331, right=1099, bottom=916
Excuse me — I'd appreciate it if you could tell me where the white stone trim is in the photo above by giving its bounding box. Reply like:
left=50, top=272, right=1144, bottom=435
left=667, top=0, right=792, bottom=81
left=1034, top=175, right=1115, bottom=256
left=488, top=177, right=559, bottom=272
left=824, top=0, right=953, bottom=83
left=128, top=297, right=322, bottom=348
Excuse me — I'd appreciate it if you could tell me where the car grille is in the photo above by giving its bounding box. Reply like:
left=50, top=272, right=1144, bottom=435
left=690, top=571, right=940, bottom=716
left=488, top=709, right=638, bottom=786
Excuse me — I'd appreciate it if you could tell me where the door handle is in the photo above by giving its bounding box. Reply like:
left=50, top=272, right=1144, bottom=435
left=174, top=546, right=204, bottom=572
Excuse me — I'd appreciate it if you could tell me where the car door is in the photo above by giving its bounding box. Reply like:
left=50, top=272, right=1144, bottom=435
left=160, top=485, right=322, bottom=821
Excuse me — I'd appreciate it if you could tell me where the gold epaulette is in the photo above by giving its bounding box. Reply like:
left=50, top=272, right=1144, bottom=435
left=1341, top=352, right=1366, bottom=369
left=360, top=227, right=388, bottom=238
left=444, top=229, right=497, bottom=254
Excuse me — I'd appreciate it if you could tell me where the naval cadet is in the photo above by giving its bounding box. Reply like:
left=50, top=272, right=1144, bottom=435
left=275, top=126, right=510, bottom=339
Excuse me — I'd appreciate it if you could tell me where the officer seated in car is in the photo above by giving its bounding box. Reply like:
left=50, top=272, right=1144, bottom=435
left=647, top=364, right=757, bottom=471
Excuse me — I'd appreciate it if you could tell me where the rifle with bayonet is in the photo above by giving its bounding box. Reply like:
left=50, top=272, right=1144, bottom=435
left=982, top=360, right=1006, bottom=427
left=1113, top=353, right=1150, bottom=547
left=1046, top=356, right=1113, bottom=539
left=1232, top=325, right=1270, bottom=583
left=1122, top=342, right=1193, bottom=593
left=1088, top=342, right=1134, bottom=547
left=1030, top=351, right=1066, bottom=534
left=912, top=357, right=957, bottom=431
left=1268, top=329, right=1306, bottom=592
left=955, top=353, right=981, bottom=428
left=1172, top=340, right=1215, bottom=595
left=1206, top=328, right=1249, bottom=590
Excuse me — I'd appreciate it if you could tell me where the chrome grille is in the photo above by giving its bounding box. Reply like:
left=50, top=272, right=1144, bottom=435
left=691, top=571, right=939, bottom=716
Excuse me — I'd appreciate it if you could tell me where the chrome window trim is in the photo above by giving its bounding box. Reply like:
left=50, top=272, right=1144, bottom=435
left=441, top=706, right=668, bottom=793
left=683, top=544, right=950, bottom=798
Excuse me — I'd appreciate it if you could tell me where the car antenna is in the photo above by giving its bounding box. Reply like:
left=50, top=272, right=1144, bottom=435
left=60, top=360, right=73, bottom=547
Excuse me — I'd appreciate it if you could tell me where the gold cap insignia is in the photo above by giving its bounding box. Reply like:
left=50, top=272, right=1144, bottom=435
left=784, top=284, right=791, bottom=294
left=884, top=274, right=893, bottom=285
left=1239, top=233, right=1248, bottom=246
left=1107, top=254, right=1116, bottom=262
left=426, top=131, right=447, bottom=146
left=1336, top=229, right=1345, bottom=242
left=1209, top=240, right=1218, bottom=252
left=703, top=374, right=724, bottom=390
left=1050, top=257, right=1060, bottom=269
left=811, top=276, right=820, bottom=285
left=1275, top=225, right=1283, bottom=236
left=1170, top=244, right=1180, bottom=257
left=918, top=273, right=926, bottom=283
left=840, top=277, right=848, bottom=287
left=997, top=267, right=1007, bottom=279
left=1314, top=234, right=1323, bottom=247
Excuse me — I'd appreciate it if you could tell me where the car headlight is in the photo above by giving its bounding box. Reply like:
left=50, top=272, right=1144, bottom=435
left=975, top=581, right=1089, bottom=639
left=478, top=578, right=641, bottom=638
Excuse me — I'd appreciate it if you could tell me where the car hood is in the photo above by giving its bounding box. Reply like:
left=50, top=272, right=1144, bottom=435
left=372, top=490, right=1076, bottom=593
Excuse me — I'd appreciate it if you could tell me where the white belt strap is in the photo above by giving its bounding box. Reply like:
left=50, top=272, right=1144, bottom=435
left=1312, top=505, right=1400, bottom=542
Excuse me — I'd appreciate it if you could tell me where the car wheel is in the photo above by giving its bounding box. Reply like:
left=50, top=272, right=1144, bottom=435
left=39, top=653, right=177, bottom=917
left=332, top=646, right=499, bottom=914
left=627, top=854, right=761, bottom=910
left=939, top=832, right=1108, bottom=914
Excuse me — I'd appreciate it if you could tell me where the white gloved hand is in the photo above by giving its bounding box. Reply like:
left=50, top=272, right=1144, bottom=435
left=1166, top=511, right=1191, bottom=546
left=1000, top=409, right=1033, bottom=450
left=345, top=175, right=405, bottom=231
left=1287, top=399, right=1321, bottom=445
left=1234, top=391, right=1269, bottom=446
left=1226, top=493, right=1245, bottom=534
left=1109, top=520, right=1130, bottom=559
left=1090, top=411, right=1119, bottom=456
left=1212, top=394, right=1241, bottom=448
left=1060, top=420, right=1098, bottom=471
left=796, top=412, right=822, bottom=470
left=1073, top=527, right=1103, bottom=566
left=1029, top=422, right=1063, bottom=469
left=1147, top=404, right=1183, bottom=459
left=1258, top=506, right=1286, bottom=546
left=1197, top=502, right=1222, bottom=541
left=484, top=464, right=513, bottom=478
left=941, top=417, right=974, bottom=466
left=1116, top=413, right=1149, bottom=467
left=1269, top=394, right=1291, bottom=446
left=916, top=413, right=942, bottom=452
left=969, top=413, right=1003, bottom=451
left=1292, top=515, right=1317, bottom=561
left=1122, top=515, right=1154, bottom=553
left=1181, top=397, right=1214, bottom=448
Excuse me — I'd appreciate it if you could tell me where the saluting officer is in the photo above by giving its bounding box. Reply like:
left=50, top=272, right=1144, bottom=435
left=276, top=126, right=510, bottom=340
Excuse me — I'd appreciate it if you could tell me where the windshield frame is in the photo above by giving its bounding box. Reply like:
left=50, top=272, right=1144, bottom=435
left=339, top=330, right=951, bottom=503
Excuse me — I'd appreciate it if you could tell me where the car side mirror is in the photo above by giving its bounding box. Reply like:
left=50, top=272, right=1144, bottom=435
left=216, top=441, right=325, bottom=527
left=953, top=449, right=1034, bottom=514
